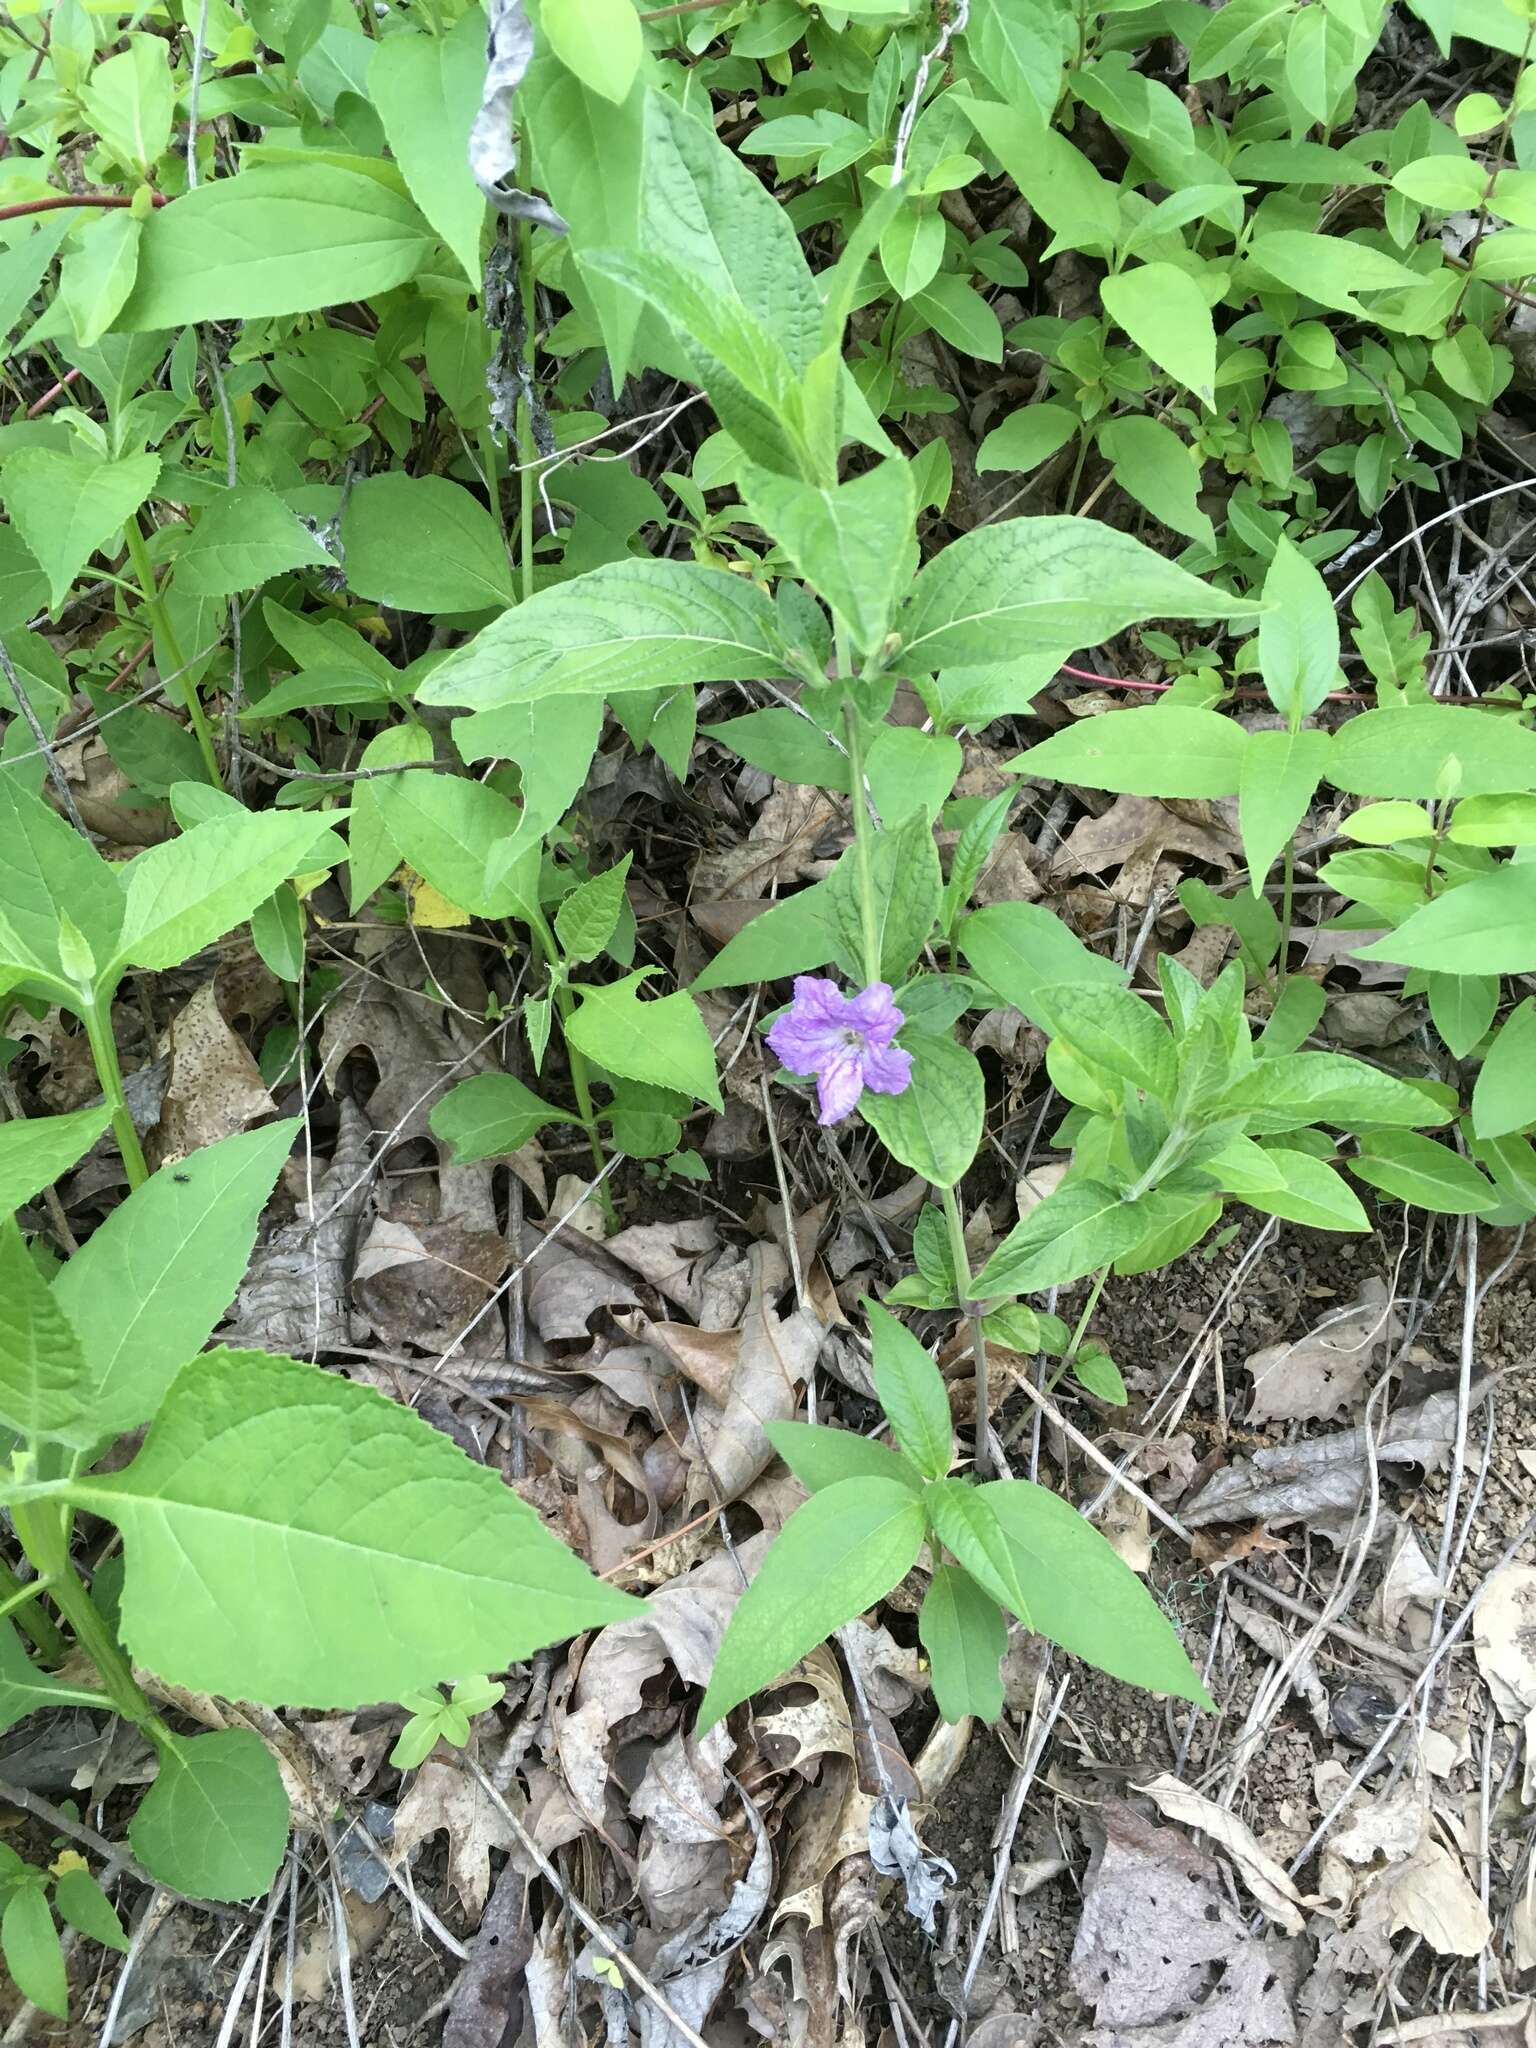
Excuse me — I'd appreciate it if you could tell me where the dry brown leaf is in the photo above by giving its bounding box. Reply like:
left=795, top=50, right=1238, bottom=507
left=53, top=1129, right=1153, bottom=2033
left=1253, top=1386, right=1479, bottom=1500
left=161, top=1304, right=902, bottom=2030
left=1049, top=792, right=1237, bottom=881
left=648, top=1322, right=739, bottom=1405
left=1187, top=1522, right=1290, bottom=1567
left=1140, top=1773, right=1316, bottom=1935
left=1372, top=1524, right=1443, bottom=1649
left=351, top=1213, right=509, bottom=1353
left=685, top=1243, right=824, bottom=1507
left=607, top=1217, right=750, bottom=1327
left=1226, top=1595, right=1329, bottom=1733
left=1473, top=1565, right=1536, bottom=1722
left=1242, top=1278, right=1398, bottom=1426
left=693, top=783, right=837, bottom=901
left=632, top=1721, right=735, bottom=1930
left=1374, top=2004, right=1536, bottom=2046
left=1384, top=1835, right=1493, bottom=1957
left=149, top=982, right=276, bottom=1165
left=391, top=1745, right=517, bottom=1924
left=226, top=1097, right=371, bottom=1356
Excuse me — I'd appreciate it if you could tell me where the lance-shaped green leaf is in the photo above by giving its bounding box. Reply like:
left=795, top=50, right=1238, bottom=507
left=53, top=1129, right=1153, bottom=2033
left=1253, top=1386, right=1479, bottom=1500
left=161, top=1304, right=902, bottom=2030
left=1009, top=705, right=1250, bottom=799
left=369, top=15, right=487, bottom=285
left=826, top=805, right=941, bottom=985
left=0, top=1621, right=110, bottom=1738
left=690, top=878, right=839, bottom=993
left=1349, top=1132, right=1502, bottom=1215
left=109, top=812, right=342, bottom=978
left=975, top=1178, right=1163, bottom=1297
left=919, top=1564, right=1006, bottom=1722
left=738, top=457, right=917, bottom=660
left=927, top=1479, right=1210, bottom=1705
left=1356, top=867, right=1536, bottom=976
left=0, top=1220, right=88, bottom=1444
left=77, top=1349, right=644, bottom=1709
left=54, top=1120, right=299, bottom=1438
left=1, top=448, right=158, bottom=612
left=1259, top=537, right=1339, bottom=725
left=129, top=1729, right=289, bottom=1903
left=1101, top=263, right=1217, bottom=406
left=1472, top=998, right=1536, bottom=1140
left=1239, top=727, right=1330, bottom=890
left=696, top=1477, right=927, bottom=1731
left=0, top=777, right=124, bottom=991
left=1, top=1882, right=65, bottom=2016
left=566, top=971, right=723, bottom=1109
left=866, top=1301, right=952, bottom=1480
left=764, top=1420, right=925, bottom=1495
left=895, top=517, right=1256, bottom=673
left=1216, top=1051, right=1447, bottom=1133
left=0, top=1107, right=111, bottom=1216
left=430, top=1074, right=563, bottom=1163
left=556, top=855, right=632, bottom=964
left=959, top=900, right=1125, bottom=1026
left=1326, top=704, right=1536, bottom=798
left=417, top=560, right=789, bottom=711
left=1046, top=985, right=1178, bottom=1102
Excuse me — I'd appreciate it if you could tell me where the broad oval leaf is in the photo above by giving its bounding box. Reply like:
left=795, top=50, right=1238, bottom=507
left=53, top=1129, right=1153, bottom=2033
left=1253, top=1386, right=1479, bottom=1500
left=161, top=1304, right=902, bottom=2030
left=1, top=1881, right=66, bottom=2016
left=764, top=1420, right=924, bottom=1495
left=1327, top=705, right=1536, bottom=798
left=975, top=1178, right=1163, bottom=1298
left=859, top=1030, right=983, bottom=1189
left=80, top=1349, right=644, bottom=1708
left=430, top=1074, right=562, bottom=1163
left=691, top=880, right=838, bottom=993
left=1101, top=262, right=1217, bottom=405
left=112, top=811, right=342, bottom=976
left=340, top=473, right=514, bottom=613
left=369, top=16, right=486, bottom=285
left=116, top=162, right=436, bottom=328
left=1, top=449, right=159, bottom=612
left=1217, top=1050, right=1447, bottom=1133
left=128, top=1729, right=290, bottom=1902
left=0, top=775, right=124, bottom=988
left=1009, top=705, right=1249, bottom=799
left=1472, top=998, right=1536, bottom=1141
left=696, top=1477, right=927, bottom=1732
left=919, top=1564, right=1006, bottom=1723
left=959, top=900, right=1125, bottom=1027
left=175, top=486, right=333, bottom=597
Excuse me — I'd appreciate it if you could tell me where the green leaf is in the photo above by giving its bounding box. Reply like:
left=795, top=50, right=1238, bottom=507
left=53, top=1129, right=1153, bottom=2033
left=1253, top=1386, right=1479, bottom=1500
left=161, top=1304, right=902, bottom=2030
left=959, top=900, right=1125, bottom=1028
left=1101, top=263, right=1216, bottom=406
left=739, top=458, right=916, bottom=662
left=1070, top=1341, right=1128, bottom=1403
left=58, top=209, right=142, bottom=349
left=1, top=449, right=158, bottom=612
left=1009, top=705, right=1248, bottom=799
left=52, top=1870, right=128, bottom=1954
left=1096, top=415, right=1214, bottom=547
left=542, top=0, right=642, bottom=104
left=929, top=1478, right=1210, bottom=1704
left=129, top=1730, right=289, bottom=1903
left=0, top=1219, right=87, bottom=1443
left=1218, top=1051, right=1445, bottom=1133
left=111, top=812, right=340, bottom=977
left=1046, top=985, right=1177, bottom=1101
left=1356, top=867, right=1536, bottom=975
left=1326, top=706, right=1536, bottom=798
left=567, top=972, right=723, bottom=1109
left=0, top=776, right=123, bottom=986
left=975, top=403, right=1079, bottom=474
left=117, top=162, right=435, bottom=328
left=1470, top=1128, right=1536, bottom=1212
left=696, top=1477, right=927, bottom=1732
left=0, top=216, right=74, bottom=353
left=369, top=16, right=486, bottom=284
left=1, top=1882, right=65, bottom=2017
left=896, top=517, right=1255, bottom=672
left=765, top=1419, right=925, bottom=1495
left=419, top=560, right=786, bottom=710
left=342, top=723, right=429, bottom=910
left=0, top=531, right=47, bottom=634
left=919, top=1564, right=1006, bottom=1722
left=1427, top=970, right=1499, bottom=1059
left=80, top=34, right=175, bottom=174
left=367, top=770, right=536, bottom=922
left=691, top=880, right=838, bottom=993
left=1238, top=727, right=1330, bottom=890
left=429, top=1074, right=562, bottom=1163
left=339, top=474, right=514, bottom=613
left=1449, top=794, right=1536, bottom=846
left=702, top=710, right=850, bottom=792
left=879, top=204, right=946, bottom=299
left=867, top=726, right=962, bottom=829
left=176, top=488, right=333, bottom=597
left=827, top=806, right=941, bottom=984
left=54, top=1121, right=299, bottom=1439
left=1259, top=537, right=1339, bottom=725
left=1233, top=1148, right=1370, bottom=1231
left=1472, top=998, right=1536, bottom=1140
left=1246, top=229, right=1428, bottom=316
left=860, top=1031, right=983, bottom=1188
left=0, top=1108, right=111, bottom=1216
left=250, top=887, right=305, bottom=985
left=81, top=1349, right=642, bottom=1708
left=866, top=1302, right=952, bottom=1479
left=1350, top=1132, right=1501, bottom=1214
left=556, top=855, right=632, bottom=965
left=975, top=1179, right=1161, bottom=1297
left=1391, top=156, right=1486, bottom=210
left=965, top=0, right=1066, bottom=117
left=0, top=1621, right=111, bottom=1738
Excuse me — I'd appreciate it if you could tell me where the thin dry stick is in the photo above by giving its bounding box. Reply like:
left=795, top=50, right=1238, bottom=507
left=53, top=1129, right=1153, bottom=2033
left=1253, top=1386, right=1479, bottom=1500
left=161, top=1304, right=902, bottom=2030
left=0, top=641, right=89, bottom=836
left=759, top=1072, right=806, bottom=1309
left=464, top=1758, right=711, bottom=2048
left=213, top=1874, right=289, bottom=2048
left=96, top=1889, right=174, bottom=2048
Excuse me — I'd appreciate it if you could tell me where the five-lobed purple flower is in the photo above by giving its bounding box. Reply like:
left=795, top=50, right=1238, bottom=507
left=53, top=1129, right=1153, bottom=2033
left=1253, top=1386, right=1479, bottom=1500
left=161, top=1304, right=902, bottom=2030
left=765, top=976, right=913, bottom=1126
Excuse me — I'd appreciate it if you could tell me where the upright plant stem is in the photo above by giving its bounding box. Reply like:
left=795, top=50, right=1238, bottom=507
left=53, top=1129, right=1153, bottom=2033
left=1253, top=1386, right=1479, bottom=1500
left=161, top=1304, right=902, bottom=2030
left=1277, top=841, right=1296, bottom=992
left=0, top=1558, right=66, bottom=1662
left=841, top=698, right=882, bottom=988
left=11, top=1505, right=161, bottom=1735
left=1062, top=1263, right=1110, bottom=1369
left=123, top=518, right=222, bottom=790
left=84, top=996, right=148, bottom=1189
left=942, top=1182, right=995, bottom=1480
left=515, top=218, right=537, bottom=605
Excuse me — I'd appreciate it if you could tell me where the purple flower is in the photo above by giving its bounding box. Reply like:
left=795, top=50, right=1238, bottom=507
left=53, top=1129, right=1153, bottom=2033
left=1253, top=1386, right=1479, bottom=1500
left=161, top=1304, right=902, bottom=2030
left=766, top=977, right=914, bottom=1126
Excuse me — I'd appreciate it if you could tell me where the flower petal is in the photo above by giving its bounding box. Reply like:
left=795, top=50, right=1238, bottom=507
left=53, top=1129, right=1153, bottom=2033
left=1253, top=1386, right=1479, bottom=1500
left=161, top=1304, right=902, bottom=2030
left=860, top=1042, right=913, bottom=1097
left=767, top=1005, right=846, bottom=1076
left=815, top=1046, right=866, bottom=1125
left=843, top=982, right=903, bottom=1045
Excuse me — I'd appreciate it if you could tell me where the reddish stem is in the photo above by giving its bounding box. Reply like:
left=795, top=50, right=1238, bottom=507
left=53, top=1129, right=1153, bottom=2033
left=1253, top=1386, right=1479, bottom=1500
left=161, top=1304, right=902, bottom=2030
left=25, top=365, right=81, bottom=418
left=0, top=192, right=167, bottom=221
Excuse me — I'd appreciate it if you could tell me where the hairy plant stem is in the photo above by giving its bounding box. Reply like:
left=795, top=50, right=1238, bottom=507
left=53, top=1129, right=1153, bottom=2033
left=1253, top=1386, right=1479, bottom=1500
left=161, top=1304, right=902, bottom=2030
left=941, top=1183, right=995, bottom=1479
left=123, top=517, right=222, bottom=789
left=11, top=1504, right=162, bottom=1737
left=523, top=908, right=618, bottom=1229
left=840, top=698, right=882, bottom=988
left=1121, top=1124, right=1188, bottom=1206
left=0, top=1558, right=66, bottom=1662
left=1277, top=840, right=1295, bottom=992
left=1060, top=1263, right=1110, bottom=1374
left=84, top=995, right=149, bottom=1189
